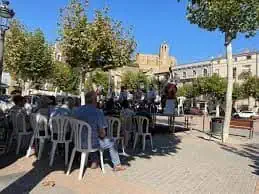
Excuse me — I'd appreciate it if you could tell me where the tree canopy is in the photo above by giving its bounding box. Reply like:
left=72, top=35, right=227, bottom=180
left=4, top=20, right=53, bottom=85
left=121, top=71, right=150, bottom=91
left=59, top=0, right=136, bottom=76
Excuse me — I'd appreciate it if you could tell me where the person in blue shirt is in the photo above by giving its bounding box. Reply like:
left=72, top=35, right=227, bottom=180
left=73, top=91, right=126, bottom=171
left=50, top=97, right=74, bottom=118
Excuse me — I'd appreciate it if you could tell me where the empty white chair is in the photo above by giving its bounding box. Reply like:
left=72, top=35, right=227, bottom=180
left=66, top=119, right=104, bottom=180
left=49, top=116, right=72, bottom=167
left=106, top=116, right=125, bottom=155
left=26, top=113, right=50, bottom=160
left=133, top=116, right=153, bottom=151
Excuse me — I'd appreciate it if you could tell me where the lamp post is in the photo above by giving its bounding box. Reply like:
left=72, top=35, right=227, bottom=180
left=0, top=0, right=15, bottom=85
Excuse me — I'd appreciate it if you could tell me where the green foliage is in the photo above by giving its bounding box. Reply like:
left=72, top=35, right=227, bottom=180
left=4, top=20, right=26, bottom=79
left=121, top=71, right=150, bottom=91
left=241, top=76, right=259, bottom=99
left=177, top=83, right=195, bottom=98
left=88, top=71, right=109, bottom=95
left=22, top=29, right=53, bottom=83
left=59, top=0, right=136, bottom=74
left=52, top=62, right=79, bottom=94
left=184, top=0, right=259, bottom=42
left=232, top=83, right=243, bottom=101
left=194, top=74, right=227, bottom=101
left=5, top=20, right=53, bottom=84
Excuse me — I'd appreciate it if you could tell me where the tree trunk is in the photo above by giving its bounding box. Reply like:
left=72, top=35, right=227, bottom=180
left=79, top=69, right=86, bottom=105
left=222, top=34, right=233, bottom=142
left=216, top=103, right=220, bottom=117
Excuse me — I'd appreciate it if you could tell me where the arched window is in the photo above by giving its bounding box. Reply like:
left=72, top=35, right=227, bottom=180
left=203, top=68, right=208, bottom=77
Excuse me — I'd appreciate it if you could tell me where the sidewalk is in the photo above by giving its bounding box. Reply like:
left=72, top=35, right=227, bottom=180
left=0, top=120, right=258, bottom=194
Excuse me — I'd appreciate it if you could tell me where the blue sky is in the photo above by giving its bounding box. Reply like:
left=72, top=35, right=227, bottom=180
left=11, top=0, right=259, bottom=64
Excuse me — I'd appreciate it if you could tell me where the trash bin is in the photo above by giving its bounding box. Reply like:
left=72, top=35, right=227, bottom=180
left=211, top=117, right=224, bottom=134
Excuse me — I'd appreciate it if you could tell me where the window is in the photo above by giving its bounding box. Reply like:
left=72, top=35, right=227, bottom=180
left=217, top=60, right=220, bottom=64
left=203, top=68, right=208, bottom=76
left=57, top=54, right=61, bottom=61
left=233, top=67, right=237, bottom=79
left=183, top=72, right=187, bottom=78
left=246, top=55, right=252, bottom=60
left=234, top=57, right=238, bottom=62
left=242, top=64, right=251, bottom=72
left=193, top=70, right=196, bottom=77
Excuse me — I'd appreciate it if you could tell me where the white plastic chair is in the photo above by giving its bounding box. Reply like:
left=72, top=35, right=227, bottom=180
left=66, top=119, right=104, bottom=180
left=133, top=116, right=153, bottom=151
left=106, top=116, right=125, bottom=155
left=26, top=113, right=50, bottom=160
left=120, top=115, right=134, bottom=149
left=15, top=112, right=33, bottom=155
left=49, top=116, right=72, bottom=167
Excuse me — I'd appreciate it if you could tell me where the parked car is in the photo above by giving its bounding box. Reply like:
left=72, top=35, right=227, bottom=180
left=233, top=111, right=258, bottom=119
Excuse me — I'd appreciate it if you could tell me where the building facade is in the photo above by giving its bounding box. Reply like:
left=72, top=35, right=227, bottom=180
left=172, top=51, right=259, bottom=85
left=136, top=42, right=177, bottom=75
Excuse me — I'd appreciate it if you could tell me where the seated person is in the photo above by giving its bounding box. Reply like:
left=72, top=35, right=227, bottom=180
left=50, top=97, right=74, bottom=118
left=73, top=91, right=126, bottom=171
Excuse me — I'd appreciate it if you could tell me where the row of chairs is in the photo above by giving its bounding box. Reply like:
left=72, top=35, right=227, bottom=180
left=9, top=112, right=153, bottom=180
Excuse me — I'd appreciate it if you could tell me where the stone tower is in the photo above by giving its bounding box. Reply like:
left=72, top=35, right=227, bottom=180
left=159, top=42, right=170, bottom=67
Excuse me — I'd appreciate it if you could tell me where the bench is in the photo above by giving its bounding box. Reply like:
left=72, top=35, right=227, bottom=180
left=230, top=119, right=254, bottom=139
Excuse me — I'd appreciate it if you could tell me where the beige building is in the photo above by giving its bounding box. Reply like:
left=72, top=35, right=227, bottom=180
left=172, top=51, right=259, bottom=85
left=136, top=42, right=177, bottom=75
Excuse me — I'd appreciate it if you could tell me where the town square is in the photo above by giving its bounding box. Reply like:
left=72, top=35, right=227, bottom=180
left=0, top=0, right=258, bottom=194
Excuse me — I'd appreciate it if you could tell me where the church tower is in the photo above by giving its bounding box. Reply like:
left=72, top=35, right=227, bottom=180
left=159, top=42, right=170, bottom=67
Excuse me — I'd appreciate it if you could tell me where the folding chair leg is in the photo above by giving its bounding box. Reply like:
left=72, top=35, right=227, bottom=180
left=121, top=139, right=126, bottom=155
left=133, top=134, right=138, bottom=150
left=26, top=135, right=35, bottom=157
left=79, top=152, right=87, bottom=180
left=66, top=148, right=76, bottom=176
left=142, top=135, right=146, bottom=151
left=99, top=150, right=105, bottom=173
left=38, top=139, right=45, bottom=160
left=149, top=134, right=153, bottom=150
left=65, top=143, right=69, bottom=166
left=49, top=142, right=57, bottom=167
left=16, top=135, right=22, bottom=155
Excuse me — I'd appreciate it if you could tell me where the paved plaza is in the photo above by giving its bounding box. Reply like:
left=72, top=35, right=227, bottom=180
left=0, top=116, right=259, bottom=194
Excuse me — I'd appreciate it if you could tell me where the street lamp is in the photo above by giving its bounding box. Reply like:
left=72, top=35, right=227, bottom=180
left=0, top=0, right=15, bottom=85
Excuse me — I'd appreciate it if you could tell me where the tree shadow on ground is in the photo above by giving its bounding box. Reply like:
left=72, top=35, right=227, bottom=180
left=220, top=143, right=259, bottom=176
left=0, top=124, right=185, bottom=193
left=120, top=125, right=183, bottom=166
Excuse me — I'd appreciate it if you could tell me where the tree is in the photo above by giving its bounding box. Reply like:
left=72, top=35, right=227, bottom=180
left=121, top=71, right=150, bottom=91
left=52, top=61, right=79, bottom=94
left=87, top=70, right=109, bottom=96
left=5, top=21, right=53, bottom=90
left=59, top=0, right=136, bottom=104
left=241, top=76, right=259, bottom=107
left=22, top=29, right=53, bottom=84
left=4, top=19, right=26, bottom=80
left=194, top=75, right=227, bottom=116
left=181, top=0, right=259, bottom=141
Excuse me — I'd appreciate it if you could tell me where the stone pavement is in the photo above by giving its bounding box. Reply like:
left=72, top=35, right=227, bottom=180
left=0, top=116, right=259, bottom=194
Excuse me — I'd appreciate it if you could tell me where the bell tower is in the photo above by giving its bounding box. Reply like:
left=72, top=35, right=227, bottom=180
left=159, top=42, right=170, bottom=67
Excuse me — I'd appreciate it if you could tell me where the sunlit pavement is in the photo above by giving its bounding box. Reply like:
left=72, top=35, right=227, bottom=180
left=0, top=116, right=259, bottom=194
